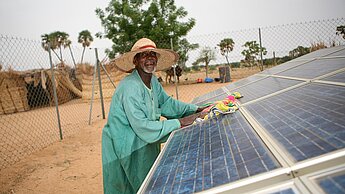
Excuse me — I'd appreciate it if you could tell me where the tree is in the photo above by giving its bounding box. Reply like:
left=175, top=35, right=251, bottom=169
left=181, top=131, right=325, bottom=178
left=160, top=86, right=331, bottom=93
left=193, top=47, right=216, bottom=78
left=218, top=38, right=235, bottom=67
left=241, top=41, right=267, bottom=70
left=78, top=30, right=94, bottom=64
left=41, top=33, right=62, bottom=62
left=49, top=31, right=70, bottom=63
left=176, top=38, right=199, bottom=70
left=289, top=46, right=310, bottom=59
left=336, top=25, right=345, bottom=39
left=95, top=0, right=195, bottom=58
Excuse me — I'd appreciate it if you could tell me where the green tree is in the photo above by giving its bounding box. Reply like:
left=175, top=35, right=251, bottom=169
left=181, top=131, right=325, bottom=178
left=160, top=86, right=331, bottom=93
left=241, top=41, right=267, bottom=70
left=95, top=0, right=195, bottom=58
left=336, top=25, right=345, bottom=39
left=41, top=33, right=62, bottom=62
left=176, top=38, right=199, bottom=70
left=78, top=30, right=94, bottom=64
left=50, top=31, right=70, bottom=63
left=193, top=47, right=216, bottom=78
left=289, top=46, right=310, bottom=59
left=218, top=38, right=235, bottom=67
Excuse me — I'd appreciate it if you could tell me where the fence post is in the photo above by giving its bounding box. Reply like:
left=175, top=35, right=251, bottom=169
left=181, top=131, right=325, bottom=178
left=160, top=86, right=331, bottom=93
left=95, top=48, right=105, bottom=119
left=259, top=28, right=264, bottom=71
left=48, top=43, right=63, bottom=140
left=170, top=38, right=179, bottom=100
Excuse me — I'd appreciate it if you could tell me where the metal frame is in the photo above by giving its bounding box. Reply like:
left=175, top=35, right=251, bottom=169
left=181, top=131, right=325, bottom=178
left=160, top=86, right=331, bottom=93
left=299, top=163, right=345, bottom=194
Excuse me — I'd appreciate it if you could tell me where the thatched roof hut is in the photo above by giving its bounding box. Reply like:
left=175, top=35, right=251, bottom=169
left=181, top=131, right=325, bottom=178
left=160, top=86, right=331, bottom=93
left=0, top=67, right=82, bottom=115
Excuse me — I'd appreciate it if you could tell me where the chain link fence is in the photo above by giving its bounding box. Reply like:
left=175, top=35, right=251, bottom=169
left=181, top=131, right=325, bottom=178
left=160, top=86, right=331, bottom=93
left=1, top=18, right=345, bottom=171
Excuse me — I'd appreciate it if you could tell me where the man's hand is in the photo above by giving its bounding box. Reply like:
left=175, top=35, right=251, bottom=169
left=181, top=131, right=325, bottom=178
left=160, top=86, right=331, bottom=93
left=178, top=112, right=207, bottom=128
left=196, top=106, right=208, bottom=113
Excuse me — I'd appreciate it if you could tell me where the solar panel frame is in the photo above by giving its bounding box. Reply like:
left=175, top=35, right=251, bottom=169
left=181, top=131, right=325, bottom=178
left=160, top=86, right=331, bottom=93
left=299, top=164, right=345, bottom=194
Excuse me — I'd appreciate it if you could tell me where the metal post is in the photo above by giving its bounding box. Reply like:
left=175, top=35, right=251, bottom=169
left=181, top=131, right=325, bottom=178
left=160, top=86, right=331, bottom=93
left=259, top=28, right=264, bottom=71
left=95, top=48, right=105, bottom=119
left=88, top=60, right=97, bottom=125
left=170, top=38, right=179, bottom=100
left=48, top=44, right=63, bottom=140
left=100, top=63, right=116, bottom=89
left=68, top=45, right=77, bottom=69
left=273, top=51, right=277, bottom=66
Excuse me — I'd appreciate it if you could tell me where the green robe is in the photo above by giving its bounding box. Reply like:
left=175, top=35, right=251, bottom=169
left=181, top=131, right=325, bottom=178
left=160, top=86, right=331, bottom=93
left=102, top=70, right=197, bottom=194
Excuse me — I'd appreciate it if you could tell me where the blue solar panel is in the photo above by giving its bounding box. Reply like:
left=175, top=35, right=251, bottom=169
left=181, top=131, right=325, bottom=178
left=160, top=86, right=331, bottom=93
left=191, top=88, right=225, bottom=104
left=224, top=75, right=264, bottom=90
left=194, top=92, right=228, bottom=106
left=245, top=83, right=345, bottom=162
left=322, top=71, right=345, bottom=83
left=318, top=172, right=345, bottom=194
left=229, top=77, right=303, bottom=104
left=296, top=46, right=345, bottom=60
left=141, top=112, right=280, bottom=193
left=326, top=47, right=345, bottom=57
left=277, top=58, right=345, bottom=79
left=260, top=60, right=306, bottom=75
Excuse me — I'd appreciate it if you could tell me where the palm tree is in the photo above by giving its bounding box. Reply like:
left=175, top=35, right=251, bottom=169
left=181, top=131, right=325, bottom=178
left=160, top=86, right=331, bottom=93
left=50, top=31, right=70, bottom=62
left=218, top=38, right=235, bottom=68
left=41, top=33, right=62, bottom=62
left=78, top=30, right=94, bottom=64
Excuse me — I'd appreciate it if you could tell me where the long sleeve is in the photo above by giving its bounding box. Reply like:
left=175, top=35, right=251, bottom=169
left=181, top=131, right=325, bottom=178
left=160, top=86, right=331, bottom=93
left=154, top=78, right=198, bottom=119
left=122, top=82, right=180, bottom=144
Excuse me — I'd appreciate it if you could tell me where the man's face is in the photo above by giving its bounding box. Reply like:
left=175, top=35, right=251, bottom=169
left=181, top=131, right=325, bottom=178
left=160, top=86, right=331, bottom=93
left=136, top=51, right=158, bottom=74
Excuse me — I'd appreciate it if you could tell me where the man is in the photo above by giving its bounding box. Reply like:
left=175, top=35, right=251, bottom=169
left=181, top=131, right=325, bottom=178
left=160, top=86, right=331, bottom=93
left=102, top=38, right=204, bottom=194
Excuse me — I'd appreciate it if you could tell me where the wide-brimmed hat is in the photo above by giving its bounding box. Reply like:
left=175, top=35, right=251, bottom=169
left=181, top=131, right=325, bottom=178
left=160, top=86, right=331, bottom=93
left=112, top=38, right=179, bottom=73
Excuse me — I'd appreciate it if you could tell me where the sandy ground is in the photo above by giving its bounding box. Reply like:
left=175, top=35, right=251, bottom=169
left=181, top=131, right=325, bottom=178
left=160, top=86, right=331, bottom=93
left=0, top=68, right=260, bottom=194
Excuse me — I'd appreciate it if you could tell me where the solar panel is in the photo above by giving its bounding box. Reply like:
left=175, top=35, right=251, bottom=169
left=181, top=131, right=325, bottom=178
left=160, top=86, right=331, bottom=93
left=228, top=77, right=303, bottom=104
left=295, top=46, right=345, bottom=60
left=277, top=58, right=345, bottom=79
left=140, top=112, right=280, bottom=193
left=193, top=92, right=228, bottom=106
left=326, top=47, right=345, bottom=57
left=224, top=75, right=264, bottom=90
left=245, top=83, right=345, bottom=162
left=191, top=88, right=225, bottom=104
left=260, top=60, right=307, bottom=75
left=317, top=171, right=345, bottom=194
left=322, top=71, right=345, bottom=83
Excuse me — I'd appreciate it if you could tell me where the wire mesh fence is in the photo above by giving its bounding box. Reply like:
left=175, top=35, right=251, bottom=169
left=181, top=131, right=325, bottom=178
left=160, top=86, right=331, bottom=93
left=1, top=18, right=345, bottom=171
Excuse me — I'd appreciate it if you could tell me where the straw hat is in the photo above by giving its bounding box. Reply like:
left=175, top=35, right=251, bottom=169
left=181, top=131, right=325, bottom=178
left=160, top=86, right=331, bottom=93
left=112, top=38, right=179, bottom=73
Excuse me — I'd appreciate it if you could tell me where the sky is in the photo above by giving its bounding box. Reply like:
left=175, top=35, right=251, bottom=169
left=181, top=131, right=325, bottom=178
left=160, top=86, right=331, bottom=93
left=1, top=0, right=345, bottom=50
